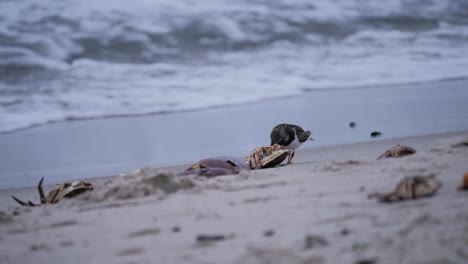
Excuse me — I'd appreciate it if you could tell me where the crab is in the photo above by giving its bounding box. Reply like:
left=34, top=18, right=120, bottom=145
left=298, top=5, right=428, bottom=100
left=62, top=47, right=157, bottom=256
left=11, top=177, right=93, bottom=206
left=377, top=145, right=416, bottom=160
left=368, top=174, right=441, bottom=203
left=179, top=157, right=250, bottom=178
left=246, top=144, right=293, bottom=170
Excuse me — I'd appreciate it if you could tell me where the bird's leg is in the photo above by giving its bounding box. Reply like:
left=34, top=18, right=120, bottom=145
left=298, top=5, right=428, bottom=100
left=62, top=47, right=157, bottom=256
left=287, top=151, right=294, bottom=164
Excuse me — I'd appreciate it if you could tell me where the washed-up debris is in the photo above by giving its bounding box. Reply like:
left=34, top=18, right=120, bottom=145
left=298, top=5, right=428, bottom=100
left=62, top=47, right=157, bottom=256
left=196, top=234, right=227, bottom=243
left=377, top=145, right=416, bottom=160
left=179, top=157, right=249, bottom=177
left=369, top=175, right=441, bottom=203
left=458, top=172, right=468, bottom=191
left=11, top=177, right=93, bottom=207
left=352, top=242, right=369, bottom=251
left=370, top=131, right=382, bottom=138
left=247, top=144, right=293, bottom=170
left=304, top=234, right=328, bottom=249
left=356, top=258, right=377, bottom=264
left=127, top=228, right=161, bottom=238
left=235, top=247, right=323, bottom=264
left=451, top=137, right=468, bottom=148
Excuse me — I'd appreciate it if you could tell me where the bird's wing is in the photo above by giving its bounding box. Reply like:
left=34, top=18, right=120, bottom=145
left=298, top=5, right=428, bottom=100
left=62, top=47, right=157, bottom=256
left=270, top=127, right=290, bottom=145
left=293, top=125, right=311, bottom=142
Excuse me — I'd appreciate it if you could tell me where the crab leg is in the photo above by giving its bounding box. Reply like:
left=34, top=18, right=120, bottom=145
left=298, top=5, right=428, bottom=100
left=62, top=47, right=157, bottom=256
left=10, top=195, right=38, bottom=207
left=254, top=152, right=262, bottom=169
left=11, top=195, right=27, bottom=206
left=38, top=177, right=47, bottom=204
left=370, top=192, right=399, bottom=203
left=48, top=188, right=61, bottom=204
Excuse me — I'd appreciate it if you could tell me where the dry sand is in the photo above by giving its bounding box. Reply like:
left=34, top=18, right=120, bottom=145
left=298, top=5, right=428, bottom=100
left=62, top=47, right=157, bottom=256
left=1, top=131, right=467, bottom=264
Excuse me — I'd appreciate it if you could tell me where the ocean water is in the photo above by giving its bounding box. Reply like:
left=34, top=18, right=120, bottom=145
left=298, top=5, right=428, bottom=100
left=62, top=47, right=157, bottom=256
left=1, top=0, right=468, bottom=134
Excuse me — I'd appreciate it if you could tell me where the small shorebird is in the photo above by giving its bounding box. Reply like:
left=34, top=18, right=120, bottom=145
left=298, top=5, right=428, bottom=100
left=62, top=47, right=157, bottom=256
left=270, top=123, right=312, bottom=164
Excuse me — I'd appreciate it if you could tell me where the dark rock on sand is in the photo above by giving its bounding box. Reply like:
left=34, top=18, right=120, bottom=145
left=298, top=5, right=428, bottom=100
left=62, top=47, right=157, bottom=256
left=304, top=234, right=328, bottom=249
left=264, top=229, right=275, bottom=237
left=196, top=234, right=226, bottom=243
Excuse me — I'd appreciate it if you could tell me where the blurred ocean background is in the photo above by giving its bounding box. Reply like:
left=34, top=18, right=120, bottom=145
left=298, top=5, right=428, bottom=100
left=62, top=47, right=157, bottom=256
left=1, top=0, right=468, bottom=134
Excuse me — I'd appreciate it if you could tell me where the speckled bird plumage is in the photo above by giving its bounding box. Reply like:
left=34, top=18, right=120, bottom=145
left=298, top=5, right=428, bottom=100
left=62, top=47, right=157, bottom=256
left=270, top=123, right=311, bottom=150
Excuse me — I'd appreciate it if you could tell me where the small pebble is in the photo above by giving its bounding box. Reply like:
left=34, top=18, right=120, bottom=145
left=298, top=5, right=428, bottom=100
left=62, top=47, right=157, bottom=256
left=264, top=230, right=275, bottom=237
left=370, top=131, right=382, bottom=138
left=172, top=226, right=181, bottom=233
left=340, top=228, right=350, bottom=236
left=349, top=122, right=356, bottom=128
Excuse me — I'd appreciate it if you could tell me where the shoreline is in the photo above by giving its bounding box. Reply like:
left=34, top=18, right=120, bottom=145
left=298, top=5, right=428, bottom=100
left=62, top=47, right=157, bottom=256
left=1, top=130, right=467, bottom=263
left=0, top=76, right=468, bottom=136
left=1, top=78, right=468, bottom=189
left=2, top=77, right=467, bottom=137
left=1, top=129, right=467, bottom=205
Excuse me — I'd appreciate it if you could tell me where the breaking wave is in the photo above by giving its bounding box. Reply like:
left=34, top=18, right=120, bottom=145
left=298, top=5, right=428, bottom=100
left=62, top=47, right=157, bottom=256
left=1, top=0, right=468, bottom=133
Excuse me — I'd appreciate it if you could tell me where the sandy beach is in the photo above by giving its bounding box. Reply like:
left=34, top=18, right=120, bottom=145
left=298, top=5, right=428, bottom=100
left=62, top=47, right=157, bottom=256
left=1, top=130, right=467, bottom=264
left=2, top=1, right=468, bottom=263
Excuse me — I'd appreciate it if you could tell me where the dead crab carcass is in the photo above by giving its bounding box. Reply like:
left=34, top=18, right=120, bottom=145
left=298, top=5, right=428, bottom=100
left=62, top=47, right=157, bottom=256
left=179, top=157, right=250, bottom=177
left=369, top=174, right=441, bottom=203
left=11, top=177, right=93, bottom=206
left=246, top=144, right=293, bottom=170
left=377, top=145, right=416, bottom=160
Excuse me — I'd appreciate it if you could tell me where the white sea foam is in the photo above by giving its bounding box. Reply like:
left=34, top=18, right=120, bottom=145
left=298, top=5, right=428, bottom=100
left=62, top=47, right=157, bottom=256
left=1, top=0, right=468, bottom=133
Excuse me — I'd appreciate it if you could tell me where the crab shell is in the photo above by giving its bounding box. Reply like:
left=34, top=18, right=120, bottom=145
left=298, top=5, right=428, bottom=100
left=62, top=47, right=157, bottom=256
left=46, top=180, right=94, bottom=203
left=246, top=144, right=293, bottom=170
left=370, top=175, right=441, bottom=203
left=394, top=175, right=441, bottom=199
left=377, top=145, right=416, bottom=160
left=11, top=177, right=93, bottom=206
left=179, top=157, right=250, bottom=177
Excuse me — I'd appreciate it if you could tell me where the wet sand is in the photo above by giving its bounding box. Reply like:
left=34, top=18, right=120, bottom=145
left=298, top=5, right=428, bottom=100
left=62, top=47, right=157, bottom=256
left=1, top=79, right=468, bottom=189
left=1, top=131, right=467, bottom=264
